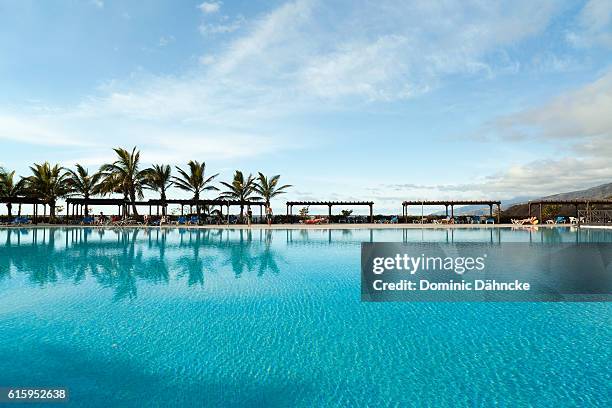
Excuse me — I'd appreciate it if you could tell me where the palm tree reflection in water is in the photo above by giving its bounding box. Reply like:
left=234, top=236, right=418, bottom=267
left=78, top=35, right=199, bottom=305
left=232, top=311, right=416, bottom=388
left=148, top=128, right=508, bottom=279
left=0, top=228, right=285, bottom=300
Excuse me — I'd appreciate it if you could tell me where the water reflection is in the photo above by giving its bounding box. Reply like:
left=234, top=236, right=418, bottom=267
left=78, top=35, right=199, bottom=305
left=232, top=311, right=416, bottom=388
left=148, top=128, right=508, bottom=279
left=0, top=227, right=287, bottom=300
left=2, top=226, right=612, bottom=300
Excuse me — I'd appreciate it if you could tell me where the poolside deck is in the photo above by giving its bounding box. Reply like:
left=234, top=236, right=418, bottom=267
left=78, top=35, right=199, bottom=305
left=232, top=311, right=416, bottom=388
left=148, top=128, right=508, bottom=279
left=0, top=223, right=578, bottom=230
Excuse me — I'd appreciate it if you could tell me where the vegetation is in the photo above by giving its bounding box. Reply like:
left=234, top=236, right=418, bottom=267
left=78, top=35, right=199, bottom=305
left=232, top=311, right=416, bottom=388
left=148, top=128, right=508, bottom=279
left=0, top=170, right=26, bottom=217
left=66, top=164, right=102, bottom=215
left=340, top=209, right=353, bottom=219
left=255, top=173, right=292, bottom=207
left=542, top=204, right=562, bottom=220
left=143, top=164, right=173, bottom=215
left=0, top=147, right=291, bottom=223
left=98, top=147, right=147, bottom=216
left=219, top=171, right=260, bottom=221
left=172, top=161, right=218, bottom=216
left=24, top=162, right=70, bottom=218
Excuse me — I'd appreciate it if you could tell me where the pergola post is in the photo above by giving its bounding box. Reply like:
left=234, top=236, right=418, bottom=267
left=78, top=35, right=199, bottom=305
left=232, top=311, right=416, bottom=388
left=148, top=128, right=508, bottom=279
left=539, top=203, right=542, bottom=221
left=489, top=204, right=493, bottom=217
left=450, top=205, right=454, bottom=219
left=445, top=205, right=449, bottom=217
left=328, top=204, right=332, bottom=220
left=369, top=204, right=373, bottom=223
left=497, top=204, right=501, bottom=224
left=528, top=203, right=532, bottom=218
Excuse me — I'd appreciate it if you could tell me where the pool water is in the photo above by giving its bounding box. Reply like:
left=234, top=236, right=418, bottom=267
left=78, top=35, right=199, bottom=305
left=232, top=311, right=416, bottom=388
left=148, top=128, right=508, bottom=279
left=0, top=227, right=610, bottom=407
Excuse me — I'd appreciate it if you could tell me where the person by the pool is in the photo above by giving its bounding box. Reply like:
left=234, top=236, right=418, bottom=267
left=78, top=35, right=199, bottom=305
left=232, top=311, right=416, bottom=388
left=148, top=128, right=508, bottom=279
left=247, top=206, right=253, bottom=227
left=266, top=205, right=273, bottom=226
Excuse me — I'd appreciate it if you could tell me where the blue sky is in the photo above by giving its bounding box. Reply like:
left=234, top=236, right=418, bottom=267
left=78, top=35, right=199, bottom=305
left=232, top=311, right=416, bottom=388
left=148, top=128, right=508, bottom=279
left=1, top=0, right=612, bottom=214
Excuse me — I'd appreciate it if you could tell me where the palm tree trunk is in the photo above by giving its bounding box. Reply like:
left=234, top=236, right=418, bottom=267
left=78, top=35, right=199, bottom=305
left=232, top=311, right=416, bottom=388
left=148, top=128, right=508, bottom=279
left=161, top=191, right=166, bottom=216
left=240, top=205, right=244, bottom=223
left=194, top=193, right=200, bottom=217
left=50, top=201, right=56, bottom=218
left=130, top=191, right=138, bottom=215
left=6, top=203, right=12, bottom=218
left=18, top=203, right=21, bottom=216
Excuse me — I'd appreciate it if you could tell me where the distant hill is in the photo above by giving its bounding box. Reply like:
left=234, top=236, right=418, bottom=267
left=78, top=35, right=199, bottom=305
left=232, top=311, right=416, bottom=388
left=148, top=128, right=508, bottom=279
left=503, top=182, right=612, bottom=218
left=432, top=196, right=533, bottom=216
left=540, top=182, right=612, bottom=200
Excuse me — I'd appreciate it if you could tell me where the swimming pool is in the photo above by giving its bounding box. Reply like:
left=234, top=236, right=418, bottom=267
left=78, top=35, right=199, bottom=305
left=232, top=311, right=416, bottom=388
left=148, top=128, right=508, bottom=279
left=0, top=227, right=610, bottom=407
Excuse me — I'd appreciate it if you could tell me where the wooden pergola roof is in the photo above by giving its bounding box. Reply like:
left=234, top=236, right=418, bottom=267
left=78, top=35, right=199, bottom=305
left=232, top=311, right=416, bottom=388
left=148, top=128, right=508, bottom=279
left=286, top=201, right=374, bottom=206
left=402, top=200, right=501, bottom=206
left=0, top=197, right=45, bottom=204
left=285, top=200, right=374, bottom=223
left=528, top=199, right=612, bottom=205
left=66, top=198, right=127, bottom=205
left=147, top=199, right=263, bottom=206
left=402, top=200, right=501, bottom=222
left=65, top=198, right=264, bottom=206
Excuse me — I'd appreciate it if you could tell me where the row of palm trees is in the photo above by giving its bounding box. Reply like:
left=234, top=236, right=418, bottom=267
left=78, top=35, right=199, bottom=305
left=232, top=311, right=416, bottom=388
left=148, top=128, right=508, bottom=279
left=0, top=147, right=291, bottom=221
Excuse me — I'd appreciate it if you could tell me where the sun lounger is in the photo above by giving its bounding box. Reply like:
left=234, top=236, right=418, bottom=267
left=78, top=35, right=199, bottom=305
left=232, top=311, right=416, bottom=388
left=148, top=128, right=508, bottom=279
left=81, top=216, right=94, bottom=225
left=11, top=217, right=31, bottom=225
left=512, top=217, right=538, bottom=225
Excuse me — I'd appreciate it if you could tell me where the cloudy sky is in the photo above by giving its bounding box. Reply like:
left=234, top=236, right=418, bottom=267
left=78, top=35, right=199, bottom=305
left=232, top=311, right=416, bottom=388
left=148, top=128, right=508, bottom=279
left=1, top=0, right=611, bottom=214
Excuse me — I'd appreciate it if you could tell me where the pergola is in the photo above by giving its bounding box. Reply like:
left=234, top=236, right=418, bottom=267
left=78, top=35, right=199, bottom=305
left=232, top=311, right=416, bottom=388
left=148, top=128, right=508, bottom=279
left=0, top=197, right=45, bottom=222
left=66, top=198, right=129, bottom=217
left=66, top=198, right=265, bottom=219
left=285, top=201, right=375, bottom=223
left=528, top=199, right=612, bottom=220
left=402, top=200, right=502, bottom=223
left=147, top=199, right=264, bottom=218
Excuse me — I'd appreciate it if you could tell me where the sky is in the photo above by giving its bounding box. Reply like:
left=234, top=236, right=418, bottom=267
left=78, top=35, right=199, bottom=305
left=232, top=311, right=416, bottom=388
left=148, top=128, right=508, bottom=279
left=1, top=0, right=612, bottom=215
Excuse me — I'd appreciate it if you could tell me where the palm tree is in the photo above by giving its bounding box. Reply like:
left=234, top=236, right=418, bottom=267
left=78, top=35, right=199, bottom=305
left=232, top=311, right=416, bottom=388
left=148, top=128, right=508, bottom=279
left=172, top=161, right=218, bottom=216
left=0, top=170, right=26, bottom=218
left=25, top=162, right=70, bottom=218
left=143, top=164, right=173, bottom=215
left=255, top=172, right=292, bottom=207
left=66, top=164, right=102, bottom=215
left=219, top=171, right=260, bottom=222
left=98, top=147, right=147, bottom=216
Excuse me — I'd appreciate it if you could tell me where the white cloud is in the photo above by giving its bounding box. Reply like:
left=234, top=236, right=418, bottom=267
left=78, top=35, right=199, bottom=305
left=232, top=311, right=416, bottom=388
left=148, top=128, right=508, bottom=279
left=91, top=0, right=104, bottom=9
left=198, top=1, right=221, bottom=14
left=198, top=55, right=216, bottom=65
left=207, top=0, right=562, bottom=101
left=400, top=70, right=612, bottom=198
left=566, top=0, right=612, bottom=48
left=494, top=71, right=612, bottom=141
left=0, top=114, right=99, bottom=147
left=198, top=16, right=244, bottom=35
left=0, top=0, right=597, bottom=202
left=158, top=35, right=175, bottom=47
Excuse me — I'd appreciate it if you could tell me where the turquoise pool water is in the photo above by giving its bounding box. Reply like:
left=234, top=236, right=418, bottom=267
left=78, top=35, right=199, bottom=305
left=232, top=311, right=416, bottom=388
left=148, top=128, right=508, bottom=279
left=0, top=227, right=610, bottom=407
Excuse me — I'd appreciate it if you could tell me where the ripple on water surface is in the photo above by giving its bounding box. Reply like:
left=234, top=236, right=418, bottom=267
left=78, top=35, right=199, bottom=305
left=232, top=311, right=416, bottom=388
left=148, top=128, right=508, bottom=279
left=0, top=227, right=610, bottom=407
